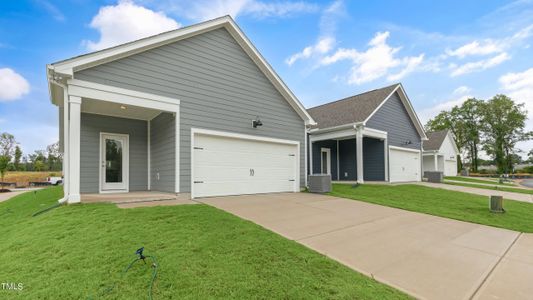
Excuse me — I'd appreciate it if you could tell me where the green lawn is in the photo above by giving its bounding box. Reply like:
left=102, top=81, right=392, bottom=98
left=444, top=181, right=533, bottom=195
left=444, top=176, right=515, bottom=186
left=0, top=187, right=409, bottom=300
left=329, top=184, right=533, bottom=233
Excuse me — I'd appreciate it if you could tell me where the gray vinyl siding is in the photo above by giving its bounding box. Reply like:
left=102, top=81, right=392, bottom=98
left=363, top=137, right=385, bottom=181
left=338, top=138, right=357, bottom=181
left=150, top=113, right=175, bottom=193
left=80, top=113, right=147, bottom=193
left=75, top=28, right=306, bottom=193
left=311, top=140, right=338, bottom=180
left=366, top=92, right=421, bottom=149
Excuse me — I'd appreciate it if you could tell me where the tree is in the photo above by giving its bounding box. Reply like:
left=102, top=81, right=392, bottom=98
left=0, top=155, right=9, bottom=190
left=14, top=146, right=22, bottom=171
left=457, top=99, right=483, bottom=172
left=46, top=142, right=62, bottom=171
left=0, top=133, right=16, bottom=190
left=528, top=149, right=533, bottom=164
left=33, top=160, right=45, bottom=172
left=480, top=95, right=532, bottom=174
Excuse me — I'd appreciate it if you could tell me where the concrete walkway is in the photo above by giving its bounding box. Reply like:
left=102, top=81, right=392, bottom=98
left=418, top=182, right=533, bottom=203
left=0, top=191, right=25, bottom=203
left=201, top=192, right=531, bottom=300
left=445, top=179, right=530, bottom=189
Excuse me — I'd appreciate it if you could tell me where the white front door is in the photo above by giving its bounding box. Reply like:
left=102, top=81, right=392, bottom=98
left=100, top=133, right=129, bottom=192
left=389, top=147, right=421, bottom=182
left=192, top=132, right=299, bottom=198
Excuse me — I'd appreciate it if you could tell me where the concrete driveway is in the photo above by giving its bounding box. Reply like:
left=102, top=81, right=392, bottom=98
left=201, top=192, right=531, bottom=300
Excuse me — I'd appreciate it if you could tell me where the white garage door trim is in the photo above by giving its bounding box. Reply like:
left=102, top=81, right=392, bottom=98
left=191, top=128, right=300, bottom=199
left=389, top=145, right=421, bottom=183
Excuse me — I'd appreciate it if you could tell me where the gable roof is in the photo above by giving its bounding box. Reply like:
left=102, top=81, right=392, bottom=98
left=47, top=16, right=315, bottom=125
left=308, top=84, right=398, bottom=129
left=308, top=83, right=427, bottom=139
left=423, top=130, right=450, bottom=150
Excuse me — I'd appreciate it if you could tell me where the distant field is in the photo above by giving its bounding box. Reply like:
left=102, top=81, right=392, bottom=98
left=2, top=171, right=60, bottom=187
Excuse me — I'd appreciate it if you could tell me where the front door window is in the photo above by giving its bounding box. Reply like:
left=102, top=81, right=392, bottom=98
left=105, top=139, right=123, bottom=183
left=101, top=133, right=128, bottom=191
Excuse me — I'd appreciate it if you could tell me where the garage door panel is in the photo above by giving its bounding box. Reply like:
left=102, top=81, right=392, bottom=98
left=192, top=132, right=298, bottom=198
left=195, top=151, right=295, bottom=168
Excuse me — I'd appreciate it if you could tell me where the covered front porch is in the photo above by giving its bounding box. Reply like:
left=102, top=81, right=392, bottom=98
left=55, top=79, right=181, bottom=203
left=309, top=125, right=388, bottom=183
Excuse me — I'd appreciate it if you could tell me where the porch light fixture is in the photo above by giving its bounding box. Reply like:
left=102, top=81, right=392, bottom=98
left=252, top=117, right=263, bottom=128
left=120, top=105, right=127, bottom=110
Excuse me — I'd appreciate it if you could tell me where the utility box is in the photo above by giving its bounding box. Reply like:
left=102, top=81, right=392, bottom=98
left=308, top=174, right=331, bottom=193
left=489, top=195, right=504, bottom=213
left=424, top=171, right=443, bottom=183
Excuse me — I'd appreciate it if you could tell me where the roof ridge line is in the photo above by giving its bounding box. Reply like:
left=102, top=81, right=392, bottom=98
left=307, top=83, right=399, bottom=110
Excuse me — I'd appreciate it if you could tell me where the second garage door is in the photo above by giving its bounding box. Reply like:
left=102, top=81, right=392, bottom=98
left=192, top=131, right=299, bottom=198
left=389, top=146, right=421, bottom=182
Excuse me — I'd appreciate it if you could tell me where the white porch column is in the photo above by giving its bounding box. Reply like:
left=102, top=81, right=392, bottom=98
left=356, top=126, right=364, bottom=184
left=434, top=153, right=438, bottom=171
left=62, top=91, right=69, bottom=199
left=68, top=95, right=82, bottom=203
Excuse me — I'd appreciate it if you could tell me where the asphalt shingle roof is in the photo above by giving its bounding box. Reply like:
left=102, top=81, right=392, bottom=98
left=423, top=130, right=449, bottom=150
left=307, top=84, right=399, bottom=129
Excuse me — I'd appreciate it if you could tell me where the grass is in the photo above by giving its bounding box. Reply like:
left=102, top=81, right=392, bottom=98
left=444, top=176, right=515, bottom=186
left=329, top=183, right=533, bottom=233
left=0, top=187, right=409, bottom=299
left=444, top=181, right=533, bottom=195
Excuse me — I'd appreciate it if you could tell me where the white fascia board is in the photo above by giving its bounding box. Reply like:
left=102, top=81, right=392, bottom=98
left=67, top=79, right=180, bottom=112
left=48, top=16, right=315, bottom=126
left=447, top=131, right=460, bottom=154
left=363, top=84, right=400, bottom=125
left=51, top=16, right=231, bottom=76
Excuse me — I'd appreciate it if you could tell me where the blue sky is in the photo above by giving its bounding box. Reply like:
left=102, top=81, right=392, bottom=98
left=0, top=0, right=532, bottom=158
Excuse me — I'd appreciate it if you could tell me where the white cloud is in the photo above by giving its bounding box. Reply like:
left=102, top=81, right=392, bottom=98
left=321, top=31, right=425, bottom=85
left=419, top=95, right=472, bottom=124
left=450, top=52, right=510, bottom=77
left=0, top=68, right=30, bottom=101
left=499, top=67, right=533, bottom=157
left=84, top=1, right=180, bottom=51
left=285, top=1, right=343, bottom=66
left=387, top=54, right=425, bottom=82
left=446, top=40, right=503, bottom=58
left=34, top=0, right=65, bottom=21
left=154, top=0, right=319, bottom=21
left=453, top=86, right=472, bottom=95
left=286, top=37, right=335, bottom=66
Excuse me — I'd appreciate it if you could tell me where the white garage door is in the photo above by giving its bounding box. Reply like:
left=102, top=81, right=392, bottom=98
left=444, top=160, right=457, bottom=176
left=192, top=131, right=299, bottom=198
left=389, top=147, right=421, bottom=182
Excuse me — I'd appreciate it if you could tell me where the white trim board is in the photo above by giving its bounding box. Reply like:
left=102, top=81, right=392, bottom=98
left=48, top=16, right=314, bottom=125
left=389, top=145, right=421, bottom=153
left=67, top=79, right=180, bottom=113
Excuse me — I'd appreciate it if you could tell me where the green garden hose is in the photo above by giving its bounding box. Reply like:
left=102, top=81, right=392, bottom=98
left=88, top=248, right=158, bottom=300
left=31, top=202, right=63, bottom=217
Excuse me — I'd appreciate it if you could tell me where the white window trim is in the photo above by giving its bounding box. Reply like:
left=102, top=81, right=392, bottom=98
left=320, top=148, right=331, bottom=175
left=99, top=132, right=130, bottom=194
left=190, top=128, right=300, bottom=199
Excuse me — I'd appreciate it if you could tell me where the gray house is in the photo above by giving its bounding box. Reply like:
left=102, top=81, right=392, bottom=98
left=47, top=16, right=315, bottom=203
left=308, top=84, right=427, bottom=183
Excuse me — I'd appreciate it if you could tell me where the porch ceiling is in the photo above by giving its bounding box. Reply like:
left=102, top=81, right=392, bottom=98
left=81, top=98, right=162, bottom=120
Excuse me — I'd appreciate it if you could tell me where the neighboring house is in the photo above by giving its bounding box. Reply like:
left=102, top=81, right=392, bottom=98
left=307, top=84, right=428, bottom=183
left=47, top=16, right=315, bottom=203
left=422, top=130, right=459, bottom=176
